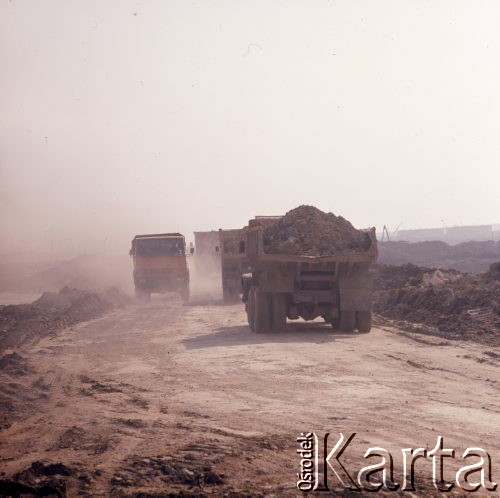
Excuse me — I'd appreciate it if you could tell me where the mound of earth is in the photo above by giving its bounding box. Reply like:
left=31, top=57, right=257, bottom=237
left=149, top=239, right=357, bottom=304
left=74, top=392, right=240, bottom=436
left=374, top=263, right=500, bottom=345
left=372, top=263, right=431, bottom=290
left=0, top=287, right=130, bottom=352
left=0, top=461, right=80, bottom=497
left=262, top=205, right=371, bottom=256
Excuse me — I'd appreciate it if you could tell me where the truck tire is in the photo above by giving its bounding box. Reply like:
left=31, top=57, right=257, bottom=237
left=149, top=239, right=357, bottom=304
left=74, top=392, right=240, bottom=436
left=356, top=311, right=372, bottom=333
left=271, top=293, right=287, bottom=332
left=254, top=287, right=271, bottom=333
left=246, top=287, right=256, bottom=331
left=339, top=310, right=356, bottom=332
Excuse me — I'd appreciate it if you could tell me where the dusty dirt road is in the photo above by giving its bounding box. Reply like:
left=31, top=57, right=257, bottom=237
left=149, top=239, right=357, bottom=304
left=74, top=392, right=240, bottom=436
left=1, top=286, right=499, bottom=496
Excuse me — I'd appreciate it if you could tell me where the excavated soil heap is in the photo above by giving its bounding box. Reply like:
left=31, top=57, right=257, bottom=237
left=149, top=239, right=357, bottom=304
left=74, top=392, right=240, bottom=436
left=373, top=263, right=500, bottom=345
left=0, top=287, right=130, bottom=352
left=262, top=205, right=371, bottom=256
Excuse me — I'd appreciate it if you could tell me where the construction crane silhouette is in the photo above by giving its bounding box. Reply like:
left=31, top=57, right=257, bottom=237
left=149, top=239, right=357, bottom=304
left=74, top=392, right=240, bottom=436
left=380, top=221, right=403, bottom=242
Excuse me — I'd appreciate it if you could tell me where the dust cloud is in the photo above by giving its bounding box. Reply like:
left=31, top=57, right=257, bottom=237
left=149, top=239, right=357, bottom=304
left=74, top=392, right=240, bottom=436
left=187, top=254, right=222, bottom=303
left=0, top=251, right=133, bottom=297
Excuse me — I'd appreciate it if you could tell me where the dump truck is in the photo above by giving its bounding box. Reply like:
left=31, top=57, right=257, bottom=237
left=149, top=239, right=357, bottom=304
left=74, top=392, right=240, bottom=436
left=241, top=226, right=378, bottom=333
left=193, top=230, right=220, bottom=275
left=130, top=233, right=190, bottom=301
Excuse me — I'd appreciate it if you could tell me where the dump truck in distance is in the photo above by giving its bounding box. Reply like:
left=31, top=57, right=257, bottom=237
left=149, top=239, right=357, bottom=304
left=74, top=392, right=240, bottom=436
left=218, top=228, right=250, bottom=302
left=242, top=226, right=378, bottom=333
left=130, top=233, right=190, bottom=301
left=193, top=230, right=220, bottom=275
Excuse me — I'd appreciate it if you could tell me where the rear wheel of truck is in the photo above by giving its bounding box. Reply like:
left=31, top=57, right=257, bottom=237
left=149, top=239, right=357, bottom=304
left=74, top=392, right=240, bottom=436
left=246, top=287, right=256, bottom=331
left=356, top=311, right=372, bottom=333
left=339, top=310, right=356, bottom=332
left=254, top=287, right=271, bottom=333
left=271, top=293, right=287, bottom=332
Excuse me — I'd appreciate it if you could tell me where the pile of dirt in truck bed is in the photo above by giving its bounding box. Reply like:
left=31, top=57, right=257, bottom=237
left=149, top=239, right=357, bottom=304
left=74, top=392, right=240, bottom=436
left=262, top=205, right=371, bottom=256
left=373, top=262, right=500, bottom=345
left=0, top=287, right=130, bottom=351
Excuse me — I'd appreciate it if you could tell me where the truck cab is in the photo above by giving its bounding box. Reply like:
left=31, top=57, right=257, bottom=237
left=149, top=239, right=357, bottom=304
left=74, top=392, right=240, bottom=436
left=130, top=233, right=190, bottom=301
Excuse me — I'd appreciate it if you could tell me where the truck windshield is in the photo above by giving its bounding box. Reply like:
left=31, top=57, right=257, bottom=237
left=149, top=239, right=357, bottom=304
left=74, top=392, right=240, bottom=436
left=136, top=238, right=184, bottom=256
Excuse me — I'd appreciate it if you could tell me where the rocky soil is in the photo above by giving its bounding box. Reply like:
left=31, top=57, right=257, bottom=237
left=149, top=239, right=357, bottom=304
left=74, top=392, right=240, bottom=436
left=373, top=261, right=500, bottom=345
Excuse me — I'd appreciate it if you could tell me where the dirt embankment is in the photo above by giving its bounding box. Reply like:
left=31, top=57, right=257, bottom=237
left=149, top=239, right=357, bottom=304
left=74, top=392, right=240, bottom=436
left=0, top=288, right=131, bottom=432
left=379, top=239, right=500, bottom=273
left=0, top=287, right=130, bottom=353
left=373, top=261, right=500, bottom=345
left=262, top=205, right=371, bottom=256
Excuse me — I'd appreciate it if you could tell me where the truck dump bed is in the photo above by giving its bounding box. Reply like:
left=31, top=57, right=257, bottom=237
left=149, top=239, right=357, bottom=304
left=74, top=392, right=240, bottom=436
left=245, top=227, right=378, bottom=265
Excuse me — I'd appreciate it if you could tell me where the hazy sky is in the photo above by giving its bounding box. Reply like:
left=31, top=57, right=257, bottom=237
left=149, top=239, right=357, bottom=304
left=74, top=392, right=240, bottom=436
left=1, top=0, right=499, bottom=258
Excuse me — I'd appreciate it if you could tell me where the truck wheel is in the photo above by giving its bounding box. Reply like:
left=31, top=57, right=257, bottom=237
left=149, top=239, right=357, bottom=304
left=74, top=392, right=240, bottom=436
left=339, top=310, right=356, bottom=332
left=254, top=287, right=271, bottom=333
left=356, top=311, right=372, bottom=333
left=246, top=287, right=256, bottom=331
left=271, top=293, right=287, bottom=332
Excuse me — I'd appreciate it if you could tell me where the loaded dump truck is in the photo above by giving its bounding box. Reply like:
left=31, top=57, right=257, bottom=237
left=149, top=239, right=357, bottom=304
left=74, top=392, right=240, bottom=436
left=130, top=233, right=190, bottom=301
left=241, top=206, right=378, bottom=333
